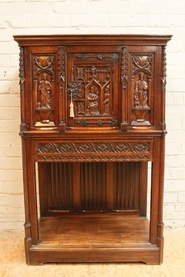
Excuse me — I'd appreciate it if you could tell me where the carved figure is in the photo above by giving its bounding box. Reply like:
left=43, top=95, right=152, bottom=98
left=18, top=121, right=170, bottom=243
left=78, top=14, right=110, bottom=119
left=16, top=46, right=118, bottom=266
left=87, top=86, right=100, bottom=115
left=135, top=72, right=148, bottom=108
left=38, top=73, right=52, bottom=108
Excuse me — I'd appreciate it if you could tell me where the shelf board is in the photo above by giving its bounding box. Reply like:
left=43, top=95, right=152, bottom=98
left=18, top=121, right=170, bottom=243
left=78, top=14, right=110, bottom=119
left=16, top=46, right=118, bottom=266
left=28, top=214, right=160, bottom=265
left=38, top=214, right=150, bottom=247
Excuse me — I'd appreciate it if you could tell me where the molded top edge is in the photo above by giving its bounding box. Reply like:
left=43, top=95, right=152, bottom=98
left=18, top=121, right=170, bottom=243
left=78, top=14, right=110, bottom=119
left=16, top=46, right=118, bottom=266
left=14, top=34, right=172, bottom=46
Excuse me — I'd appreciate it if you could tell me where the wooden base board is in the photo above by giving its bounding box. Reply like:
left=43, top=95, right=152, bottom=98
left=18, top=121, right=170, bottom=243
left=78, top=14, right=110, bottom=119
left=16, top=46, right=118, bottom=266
left=27, top=214, right=160, bottom=265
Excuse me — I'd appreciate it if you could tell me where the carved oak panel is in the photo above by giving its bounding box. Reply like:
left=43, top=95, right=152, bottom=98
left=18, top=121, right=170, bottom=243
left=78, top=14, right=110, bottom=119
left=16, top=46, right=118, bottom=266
left=37, top=141, right=152, bottom=162
left=66, top=49, right=120, bottom=129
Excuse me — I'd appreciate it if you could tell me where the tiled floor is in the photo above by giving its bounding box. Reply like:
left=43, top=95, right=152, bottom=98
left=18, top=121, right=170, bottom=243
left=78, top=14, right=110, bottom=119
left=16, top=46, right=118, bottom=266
left=0, top=229, right=185, bottom=277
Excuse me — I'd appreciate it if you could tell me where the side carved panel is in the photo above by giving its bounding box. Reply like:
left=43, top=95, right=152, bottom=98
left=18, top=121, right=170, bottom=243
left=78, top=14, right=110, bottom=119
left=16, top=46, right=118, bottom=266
left=131, top=55, right=152, bottom=126
left=33, top=55, right=55, bottom=126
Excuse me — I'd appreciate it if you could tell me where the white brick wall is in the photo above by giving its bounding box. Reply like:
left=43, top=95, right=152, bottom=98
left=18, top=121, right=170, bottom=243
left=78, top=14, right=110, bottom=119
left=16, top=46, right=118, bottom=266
left=0, top=0, right=185, bottom=231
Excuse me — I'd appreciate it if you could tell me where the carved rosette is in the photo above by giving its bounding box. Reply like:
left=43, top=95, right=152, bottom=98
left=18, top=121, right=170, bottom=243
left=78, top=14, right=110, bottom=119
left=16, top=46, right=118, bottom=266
left=37, top=141, right=151, bottom=162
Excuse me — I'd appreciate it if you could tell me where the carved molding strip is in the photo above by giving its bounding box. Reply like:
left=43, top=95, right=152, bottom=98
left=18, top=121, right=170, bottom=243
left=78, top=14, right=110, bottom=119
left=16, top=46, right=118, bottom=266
left=77, top=53, right=119, bottom=61
left=121, top=46, right=128, bottom=83
left=58, top=46, right=65, bottom=82
left=19, top=47, right=25, bottom=85
left=37, top=154, right=150, bottom=163
left=38, top=142, right=150, bottom=154
left=37, top=142, right=151, bottom=162
left=77, top=119, right=118, bottom=127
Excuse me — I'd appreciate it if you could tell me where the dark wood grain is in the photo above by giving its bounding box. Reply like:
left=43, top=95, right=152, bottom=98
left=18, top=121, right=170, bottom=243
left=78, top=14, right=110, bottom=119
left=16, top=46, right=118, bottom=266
left=14, top=34, right=171, bottom=265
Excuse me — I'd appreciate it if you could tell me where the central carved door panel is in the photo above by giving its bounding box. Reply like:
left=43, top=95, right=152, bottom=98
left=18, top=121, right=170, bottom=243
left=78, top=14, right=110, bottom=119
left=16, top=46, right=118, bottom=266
left=66, top=47, right=120, bottom=129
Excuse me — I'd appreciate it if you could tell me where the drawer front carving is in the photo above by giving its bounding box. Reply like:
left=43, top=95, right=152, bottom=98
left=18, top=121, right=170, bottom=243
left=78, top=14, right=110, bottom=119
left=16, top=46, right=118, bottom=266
left=37, top=141, right=152, bottom=162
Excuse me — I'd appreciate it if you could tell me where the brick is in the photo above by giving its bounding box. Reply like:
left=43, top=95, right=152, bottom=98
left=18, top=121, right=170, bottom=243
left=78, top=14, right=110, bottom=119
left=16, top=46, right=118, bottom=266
left=110, top=14, right=147, bottom=27
left=0, top=81, right=11, bottom=93
left=166, top=118, right=181, bottom=130
left=0, top=3, right=13, bottom=16
left=91, top=1, right=129, bottom=14
left=164, top=212, right=177, bottom=219
left=176, top=204, right=185, bottom=212
left=148, top=15, right=184, bottom=28
left=10, top=55, right=19, bottom=67
left=0, top=133, right=20, bottom=146
left=129, top=1, right=165, bottom=14
left=164, top=205, right=175, bottom=212
left=0, top=94, right=20, bottom=107
left=52, top=2, right=89, bottom=14
left=1, top=182, right=23, bottom=194
left=0, top=29, right=12, bottom=42
left=13, top=2, right=51, bottom=16
left=178, top=192, right=185, bottom=203
left=166, top=80, right=178, bottom=93
left=49, top=15, right=71, bottom=28
left=0, top=107, right=20, bottom=121
left=167, top=131, right=185, bottom=144
left=10, top=81, right=20, bottom=93
left=166, top=143, right=181, bottom=155
left=164, top=192, right=178, bottom=203
left=177, top=212, right=185, bottom=219
left=0, top=68, right=19, bottom=81
left=31, top=15, right=50, bottom=28
left=0, top=170, right=22, bottom=182
left=0, top=55, right=10, bottom=67
left=0, top=42, right=19, bottom=55
left=164, top=180, right=185, bottom=192
left=0, top=158, right=22, bottom=170
left=164, top=220, right=184, bottom=228
left=9, top=15, right=32, bottom=28
left=167, top=2, right=185, bottom=14
left=166, top=155, right=185, bottom=169
left=167, top=65, right=185, bottom=79
left=5, top=145, right=22, bottom=157
left=71, top=14, right=109, bottom=27
left=0, top=120, right=20, bottom=133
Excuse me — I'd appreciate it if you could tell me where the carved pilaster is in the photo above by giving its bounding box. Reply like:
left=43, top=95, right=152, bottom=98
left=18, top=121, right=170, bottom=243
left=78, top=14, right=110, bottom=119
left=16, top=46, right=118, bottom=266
left=19, top=47, right=26, bottom=131
left=121, top=46, right=128, bottom=131
left=161, top=46, right=167, bottom=130
left=58, top=47, right=66, bottom=131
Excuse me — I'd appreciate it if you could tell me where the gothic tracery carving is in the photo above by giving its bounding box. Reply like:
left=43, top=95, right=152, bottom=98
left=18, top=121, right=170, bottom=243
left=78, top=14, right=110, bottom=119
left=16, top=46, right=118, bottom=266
left=38, top=142, right=150, bottom=154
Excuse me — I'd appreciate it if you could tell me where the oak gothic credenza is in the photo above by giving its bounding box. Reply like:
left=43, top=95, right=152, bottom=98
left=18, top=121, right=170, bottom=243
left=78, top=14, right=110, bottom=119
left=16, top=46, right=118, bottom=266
left=14, top=34, right=171, bottom=265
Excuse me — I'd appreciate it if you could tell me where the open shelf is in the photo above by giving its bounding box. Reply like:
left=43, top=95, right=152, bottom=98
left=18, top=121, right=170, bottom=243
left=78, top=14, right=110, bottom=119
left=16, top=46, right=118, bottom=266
left=39, top=214, right=149, bottom=246
left=28, top=214, right=160, bottom=265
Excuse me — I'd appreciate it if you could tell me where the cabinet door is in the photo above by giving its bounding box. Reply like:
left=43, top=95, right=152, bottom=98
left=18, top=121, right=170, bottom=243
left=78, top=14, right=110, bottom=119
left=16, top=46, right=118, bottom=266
left=65, top=46, right=120, bottom=131
left=24, top=46, right=61, bottom=129
left=123, top=45, right=163, bottom=128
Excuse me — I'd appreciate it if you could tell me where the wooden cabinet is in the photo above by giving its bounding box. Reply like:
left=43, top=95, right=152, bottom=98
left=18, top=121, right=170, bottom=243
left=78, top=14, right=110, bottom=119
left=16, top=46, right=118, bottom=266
left=14, top=34, right=171, bottom=265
